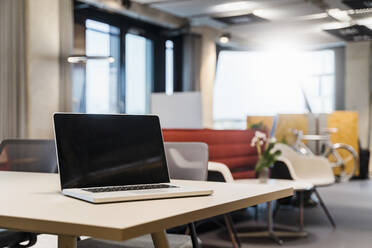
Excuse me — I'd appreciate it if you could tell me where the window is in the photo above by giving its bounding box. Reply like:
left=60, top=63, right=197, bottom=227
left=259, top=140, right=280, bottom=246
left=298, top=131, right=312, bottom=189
left=213, top=49, right=336, bottom=129
left=301, top=50, right=335, bottom=113
left=165, top=40, right=174, bottom=95
left=72, top=6, right=176, bottom=114
left=125, top=33, right=153, bottom=114
left=85, top=20, right=120, bottom=113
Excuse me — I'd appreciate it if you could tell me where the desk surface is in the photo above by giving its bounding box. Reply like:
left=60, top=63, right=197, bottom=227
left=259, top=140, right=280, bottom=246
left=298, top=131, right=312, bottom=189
left=0, top=171, right=293, bottom=241
left=236, top=179, right=314, bottom=191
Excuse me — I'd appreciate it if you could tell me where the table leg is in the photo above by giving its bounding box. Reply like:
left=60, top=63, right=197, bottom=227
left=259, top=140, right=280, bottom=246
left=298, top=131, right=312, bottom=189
left=58, top=235, right=77, bottom=248
left=151, top=230, right=170, bottom=248
left=267, top=201, right=283, bottom=245
left=223, top=214, right=241, bottom=248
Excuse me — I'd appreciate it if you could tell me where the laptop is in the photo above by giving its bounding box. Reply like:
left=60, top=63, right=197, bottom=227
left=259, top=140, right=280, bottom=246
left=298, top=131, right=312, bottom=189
left=53, top=113, right=213, bottom=203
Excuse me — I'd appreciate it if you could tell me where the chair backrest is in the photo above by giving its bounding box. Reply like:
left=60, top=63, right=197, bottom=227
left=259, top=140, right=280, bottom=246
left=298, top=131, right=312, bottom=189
left=274, top=143, right=317, bottom=179
left=0, top=139, right=57, bottom=173
left=164, top=142, right=208, bottom=181
left=273, top=143, right=334, bottom=183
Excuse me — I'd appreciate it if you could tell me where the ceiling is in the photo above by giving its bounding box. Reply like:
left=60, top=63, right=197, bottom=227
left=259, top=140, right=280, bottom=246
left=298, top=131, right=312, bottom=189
left=131, top=0, right=372, bottom=49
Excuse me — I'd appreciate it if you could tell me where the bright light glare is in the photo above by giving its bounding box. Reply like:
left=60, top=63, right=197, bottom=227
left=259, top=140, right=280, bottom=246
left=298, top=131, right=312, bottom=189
left=213, top=49, right=335, bottom=122
left=211, top=1, right=256, bottom=13
left=261, top=40, right=304, bottom=53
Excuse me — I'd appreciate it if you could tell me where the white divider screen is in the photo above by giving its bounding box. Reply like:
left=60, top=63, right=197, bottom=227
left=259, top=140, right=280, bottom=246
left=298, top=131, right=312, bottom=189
left=151, top=92, right=203, bottom=129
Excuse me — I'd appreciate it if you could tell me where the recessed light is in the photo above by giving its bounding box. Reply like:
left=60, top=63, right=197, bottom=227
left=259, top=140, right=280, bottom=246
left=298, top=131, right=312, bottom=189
left=219, top=33, right=231, bottom=44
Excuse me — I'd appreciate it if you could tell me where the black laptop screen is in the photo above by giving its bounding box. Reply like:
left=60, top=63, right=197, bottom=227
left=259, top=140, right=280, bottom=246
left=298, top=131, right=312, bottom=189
left=54, top=114, right=170, bottom=189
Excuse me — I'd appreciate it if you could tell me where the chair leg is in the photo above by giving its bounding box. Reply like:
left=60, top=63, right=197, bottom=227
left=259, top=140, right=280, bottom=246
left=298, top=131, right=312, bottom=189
left=314, top=188, right=336, bottom=228
left=223, top=214, right=241, bottom=248
left=188, top=223, right=200, bottom=248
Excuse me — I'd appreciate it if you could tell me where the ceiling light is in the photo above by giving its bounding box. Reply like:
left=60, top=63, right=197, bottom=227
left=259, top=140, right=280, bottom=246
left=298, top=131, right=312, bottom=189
left=356, top=16, right=372, bottom=25
left=219, top=33, right=231, bottom=44
left=321, top=22, right=351, bottom=30
left=327, top=8, right=352, bottom=22
left=67, top=55, right=115, bottom=63
left=295, top=13, right=328, bottom=21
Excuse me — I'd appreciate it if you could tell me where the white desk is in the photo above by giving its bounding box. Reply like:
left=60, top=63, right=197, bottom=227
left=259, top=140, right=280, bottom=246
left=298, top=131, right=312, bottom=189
left=0, top=172, right=293, bottom=248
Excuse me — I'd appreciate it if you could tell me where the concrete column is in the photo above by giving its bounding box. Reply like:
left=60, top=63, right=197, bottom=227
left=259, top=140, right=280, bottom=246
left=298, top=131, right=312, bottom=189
left=25, top=0, right=61, bottom=138
left=192, top=27, right=219, bottom=128
left=345, top=41, right=371, bottom=149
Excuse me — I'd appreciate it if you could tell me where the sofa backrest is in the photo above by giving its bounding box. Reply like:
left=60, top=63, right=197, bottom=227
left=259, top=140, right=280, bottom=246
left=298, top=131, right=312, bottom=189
left=162, top=129, right=259, bottom=179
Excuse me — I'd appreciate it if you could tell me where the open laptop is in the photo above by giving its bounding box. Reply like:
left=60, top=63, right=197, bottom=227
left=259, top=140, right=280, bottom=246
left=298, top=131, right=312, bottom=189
left=53, top=113, right=213, bottom=203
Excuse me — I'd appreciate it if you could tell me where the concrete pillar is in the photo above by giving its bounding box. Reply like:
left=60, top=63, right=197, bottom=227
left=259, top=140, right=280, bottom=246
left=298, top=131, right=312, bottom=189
left=25, top=0, right=61, bottom=138
left=345, top=41, right=371, bottom=149
left=192, top=27, right=219, bottom=128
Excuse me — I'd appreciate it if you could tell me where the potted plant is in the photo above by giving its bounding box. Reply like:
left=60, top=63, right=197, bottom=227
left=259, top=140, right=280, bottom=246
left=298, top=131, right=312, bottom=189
left=250, top=131, right=281, bottom=183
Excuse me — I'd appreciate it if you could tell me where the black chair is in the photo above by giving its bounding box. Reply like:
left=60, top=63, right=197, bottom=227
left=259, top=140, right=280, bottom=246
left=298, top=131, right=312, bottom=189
left=0, top=139, right=57, bottom=247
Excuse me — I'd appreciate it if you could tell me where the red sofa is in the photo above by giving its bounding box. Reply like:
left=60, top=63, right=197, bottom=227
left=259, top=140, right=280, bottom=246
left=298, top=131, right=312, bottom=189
left=162, top=129, right=259, bottom=179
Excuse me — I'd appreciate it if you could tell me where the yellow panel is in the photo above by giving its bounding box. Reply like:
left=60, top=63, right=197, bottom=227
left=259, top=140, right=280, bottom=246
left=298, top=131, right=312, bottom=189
left=276, top=114, right=308, bottom=145
left=327, top=111, right=359, bottom=176
left=246, top=116, right=274, bottom=131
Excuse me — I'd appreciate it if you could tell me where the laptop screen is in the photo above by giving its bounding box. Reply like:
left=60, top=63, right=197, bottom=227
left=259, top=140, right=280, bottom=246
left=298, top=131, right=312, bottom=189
left=54, top=114, right=170, bottom=189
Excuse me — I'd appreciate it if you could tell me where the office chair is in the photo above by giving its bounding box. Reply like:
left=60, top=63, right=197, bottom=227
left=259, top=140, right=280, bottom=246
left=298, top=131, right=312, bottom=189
left=78, top=142, right=210, bottom=248
left=0, top=139, right=57, bottom=247
left=165, top=143, right=240, bottom=248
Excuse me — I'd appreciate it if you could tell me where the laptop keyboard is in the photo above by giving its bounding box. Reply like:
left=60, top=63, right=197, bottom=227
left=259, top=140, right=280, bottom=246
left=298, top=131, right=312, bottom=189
left=83, top=184, right=178, bottom=193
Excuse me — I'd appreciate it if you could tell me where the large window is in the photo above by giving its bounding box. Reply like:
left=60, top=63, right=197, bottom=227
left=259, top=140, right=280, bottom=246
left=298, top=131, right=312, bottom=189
left=213, top=49, right=335, bottom=129
left=72, top=6, right=176, bottom=114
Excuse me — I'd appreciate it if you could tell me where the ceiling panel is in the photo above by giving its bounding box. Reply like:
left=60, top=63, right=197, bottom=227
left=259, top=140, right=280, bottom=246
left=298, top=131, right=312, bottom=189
left=132, top=0, right=300, bottom=18
left=130, top=0, right=358, bottom=47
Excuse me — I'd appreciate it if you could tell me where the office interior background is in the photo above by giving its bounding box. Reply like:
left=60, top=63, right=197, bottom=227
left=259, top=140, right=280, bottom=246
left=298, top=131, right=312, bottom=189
left=2, top=0, right=372, bottom=247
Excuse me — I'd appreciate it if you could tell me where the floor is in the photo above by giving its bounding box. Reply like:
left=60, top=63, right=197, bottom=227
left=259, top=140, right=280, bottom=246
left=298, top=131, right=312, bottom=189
left=33, top=179, right=372, bottom=248
left=200, top=180, right=372, bottom=248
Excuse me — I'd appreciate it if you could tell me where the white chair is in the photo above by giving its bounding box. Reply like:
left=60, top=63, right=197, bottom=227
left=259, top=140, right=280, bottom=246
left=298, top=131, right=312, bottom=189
left=273, top=143, right=336, bottom=227
left=208, top=161, right=235, bottom=183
